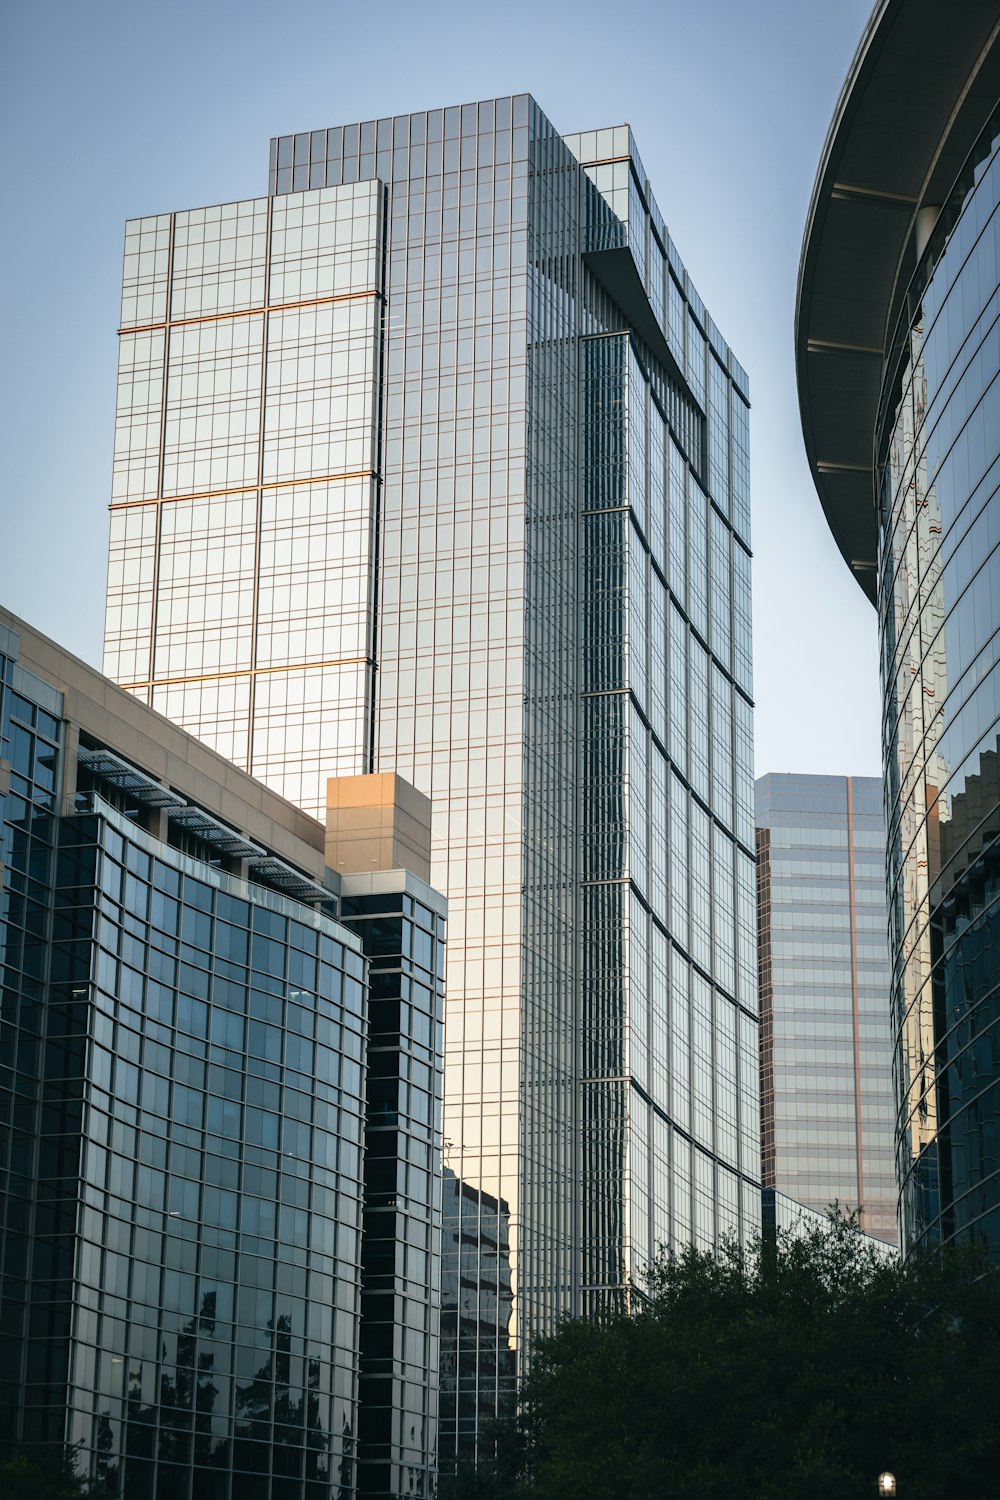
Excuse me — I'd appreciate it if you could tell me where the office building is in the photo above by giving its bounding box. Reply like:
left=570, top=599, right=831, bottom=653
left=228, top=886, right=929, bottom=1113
left=760, top=1186, right=841, bottom=1247
left=797, top=0, right=1000, bottom=1252
left=104, top=96, right=759, bottom=1448
left=438, top=1170, right=514, bottom=1455
left=0, top=606, right=444, bottom=1500
left=756, top=774, right=896, bottom=1244
left=760, top=1188, right=898, bottom=1261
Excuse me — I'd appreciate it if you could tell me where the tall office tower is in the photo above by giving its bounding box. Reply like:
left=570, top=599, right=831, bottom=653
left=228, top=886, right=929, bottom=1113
left=105, top=95, right=759, bottom=1449
left=756, top=774, right=896, bottom=1244
left=797, top=0, right=1000, bottom=1253
left=0, top=606, right=444, bottom=1500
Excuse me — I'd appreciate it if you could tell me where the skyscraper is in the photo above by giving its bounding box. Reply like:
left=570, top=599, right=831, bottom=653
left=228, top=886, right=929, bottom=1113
left=797, top=0, right=1000, bottom=1253
left=756, top=774, right=896, bottom=1244
left=105, top=95, right=759, bottom=1447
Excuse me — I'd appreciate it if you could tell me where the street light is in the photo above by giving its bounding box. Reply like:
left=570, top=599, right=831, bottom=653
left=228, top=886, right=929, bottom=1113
left=877, top=1475, right=896, bottom=1497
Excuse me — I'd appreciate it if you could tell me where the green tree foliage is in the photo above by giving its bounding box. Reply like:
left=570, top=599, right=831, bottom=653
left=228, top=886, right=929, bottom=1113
left=455, top=1221, right=1000, bottom=1500
left=0, top=1445, right=113, bottom=1500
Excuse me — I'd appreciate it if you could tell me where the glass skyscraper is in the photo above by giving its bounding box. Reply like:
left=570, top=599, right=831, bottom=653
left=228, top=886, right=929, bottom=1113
left=797, top=1, right=1000, bottom=1254
left=756, top=774, right=896, bottom=1244
left=105, top=95, right=759, bottom=1448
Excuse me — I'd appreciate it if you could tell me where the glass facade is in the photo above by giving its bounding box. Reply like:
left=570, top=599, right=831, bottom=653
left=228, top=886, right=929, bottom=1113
left=756, top=774, right=896, bottom=1244
left=105, top=182, right=384, bottom=811
left=0, top=614, right=445, bottom=1499
left=761, top=1187, right=898, bottom=1261
left=438, top=1169, right=513, bottom=1457
left=106, top=96, right=758, bottom=1452
left=880, top=109, right=1000, bottom=1255
left=340, top=878, right=445, bottom=1500
left=761, top=1186, right=845, bottom=1245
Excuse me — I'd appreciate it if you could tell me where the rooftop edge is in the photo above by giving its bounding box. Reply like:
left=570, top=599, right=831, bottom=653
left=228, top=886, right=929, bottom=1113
left=794, top=0, right=1000, bottom=606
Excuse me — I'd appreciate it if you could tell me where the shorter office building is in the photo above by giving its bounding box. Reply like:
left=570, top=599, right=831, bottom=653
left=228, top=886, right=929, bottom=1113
left=756, top=774, right=896, bottom=1244
left=438, top=1170, right=514, bottom=1458
left=761, top=1187, right=897, bottom=1259
left=762, top=1187, right=835, bottom=1244
left=0, top=607, right=444, bottom=1500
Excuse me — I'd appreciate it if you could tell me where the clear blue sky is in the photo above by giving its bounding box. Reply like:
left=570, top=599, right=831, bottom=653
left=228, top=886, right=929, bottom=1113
left=0, top=0, right=878, bottom=778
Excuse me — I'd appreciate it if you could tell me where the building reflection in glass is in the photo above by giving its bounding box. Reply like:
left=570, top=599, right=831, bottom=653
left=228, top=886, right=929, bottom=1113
left=438, top=1168, right=515, bottom=1458
left=880, top=117, right=1000, bottom=1254
left=0, top=615, right=450, bottom=1499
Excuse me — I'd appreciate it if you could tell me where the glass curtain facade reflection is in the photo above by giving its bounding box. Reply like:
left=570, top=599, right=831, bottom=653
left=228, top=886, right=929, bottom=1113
left=0, top=697, right=367, bottom=1497
left=756, top=774, right=896, bottom=1244
left=880, top=116, right=1000, bottom=1254
left=106, top=96, right=758, bottom=1451
left=0, top=609, right=447, bottom=1500
left=339, top=878, right=445, bottom=1500
left=797, top=2, right=1000, bottom=1260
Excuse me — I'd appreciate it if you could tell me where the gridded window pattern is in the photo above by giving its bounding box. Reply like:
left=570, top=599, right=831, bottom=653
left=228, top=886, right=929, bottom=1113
left=155, top=493, right=257, bottom=677
left=263, top=98, right=757, bottom=1455
left=162, top=316, right=265, bottom=496
left=120, top=216, right=170, bottom=329
left=151, top=677, right=252, bottom=773
left=0, top=653, right=68, bottom=1450
left=256, top=479, right=375, bottom=667
left=104, top=94, right=759, bottom=1461
left=269, top=101, right=536, bottom=1458
left=578, top=317, right=758, bottom=1300
left=263, top=302, right=379, bottom=484
left=170, top=202, right=268, bottom=322
left=340, top=885, right=445, bottom=1500
left=105, top=182, right=385, bottom=819
left=104, top=510, right=158, bottom=687
left=879, top=115, right=1000, bottom=1255
left=756, top=774, right=896, bottom=1245
left=113, top=329, right=166, bottom=503
left=0, top=717, right=370, bottom=1500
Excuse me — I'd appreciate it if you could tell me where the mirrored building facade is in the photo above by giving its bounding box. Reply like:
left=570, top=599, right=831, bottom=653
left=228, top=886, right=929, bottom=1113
left=339, top=872, right=445, bottom=1500
left=797, top=0, right=1000, bottom=1255
left=0, top=606, right=444, bottom=1500
left=105, top=95, right=759, bottom=1449
left=756, top=774, right=896, bottom=1244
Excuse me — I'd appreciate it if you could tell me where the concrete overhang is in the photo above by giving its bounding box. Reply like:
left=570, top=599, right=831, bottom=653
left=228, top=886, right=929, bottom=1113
left=795, top=0, right=1000, bottom=605
left=584, top=245, right=695, bottom=404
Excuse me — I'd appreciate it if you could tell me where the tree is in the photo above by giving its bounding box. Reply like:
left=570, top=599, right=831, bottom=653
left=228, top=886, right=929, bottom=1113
left=0, top=1445, right=113, bottom=1500
left=461, top=1220, right=1000, bottom=1500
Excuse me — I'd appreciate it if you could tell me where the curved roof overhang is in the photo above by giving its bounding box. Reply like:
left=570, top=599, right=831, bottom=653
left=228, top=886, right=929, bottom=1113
left=795, top=0, right=1000, bottom=606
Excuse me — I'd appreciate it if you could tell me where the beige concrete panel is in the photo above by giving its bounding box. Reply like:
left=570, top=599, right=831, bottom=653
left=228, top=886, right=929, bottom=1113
left=325, top=772, right=432, bottom=881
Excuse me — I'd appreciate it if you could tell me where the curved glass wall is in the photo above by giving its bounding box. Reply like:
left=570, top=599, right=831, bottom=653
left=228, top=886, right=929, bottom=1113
left=879, top=114, right=1000, bottom=1254
left=1, top=800, right=367, bottom=1497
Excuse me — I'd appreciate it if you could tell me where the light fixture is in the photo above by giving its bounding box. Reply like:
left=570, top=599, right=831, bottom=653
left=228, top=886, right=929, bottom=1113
left=878, top=1474, right=896, bottom=1497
